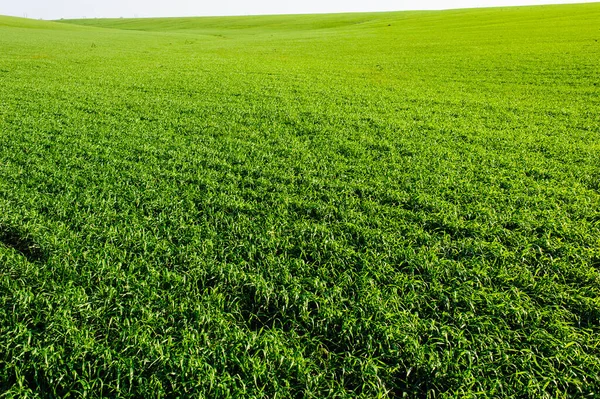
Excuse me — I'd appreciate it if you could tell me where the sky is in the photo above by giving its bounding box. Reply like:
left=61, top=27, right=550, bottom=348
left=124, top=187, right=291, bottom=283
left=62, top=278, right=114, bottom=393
left=0, top=0, right=597, bottom=20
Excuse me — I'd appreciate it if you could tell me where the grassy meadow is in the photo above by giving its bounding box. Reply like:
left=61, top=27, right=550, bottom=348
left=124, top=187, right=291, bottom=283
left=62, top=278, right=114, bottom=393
left=0, top=3, right=599, bottom=397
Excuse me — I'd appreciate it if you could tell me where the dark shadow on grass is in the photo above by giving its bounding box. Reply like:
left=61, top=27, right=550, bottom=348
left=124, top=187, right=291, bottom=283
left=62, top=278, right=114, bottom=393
left=234, top=286, right=441, bottom=397
left=0, top=225, right=47, bottom=263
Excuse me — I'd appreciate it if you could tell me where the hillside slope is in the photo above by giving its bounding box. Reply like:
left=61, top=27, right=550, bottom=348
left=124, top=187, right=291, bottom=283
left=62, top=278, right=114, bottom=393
left=1, top=4, right=600, bottom=398
left=61, top=3, right=598, bottom=35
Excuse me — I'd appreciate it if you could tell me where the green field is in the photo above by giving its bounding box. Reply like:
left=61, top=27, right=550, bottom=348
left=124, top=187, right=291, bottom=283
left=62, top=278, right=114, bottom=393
left=1, top=3, right=599, bottom=397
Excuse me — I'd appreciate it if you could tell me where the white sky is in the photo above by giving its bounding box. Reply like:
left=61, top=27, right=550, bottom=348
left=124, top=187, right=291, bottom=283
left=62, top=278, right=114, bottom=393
left=0, top=0, right=597, bottom=20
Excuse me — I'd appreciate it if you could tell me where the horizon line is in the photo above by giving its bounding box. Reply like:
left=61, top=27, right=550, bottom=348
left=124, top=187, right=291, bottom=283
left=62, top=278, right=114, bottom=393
left=3, top=1, right=597, bottom=21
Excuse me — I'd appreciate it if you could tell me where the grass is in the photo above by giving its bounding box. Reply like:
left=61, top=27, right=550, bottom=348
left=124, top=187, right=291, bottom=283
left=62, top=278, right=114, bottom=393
left=0, top=3, right=599, bottom=397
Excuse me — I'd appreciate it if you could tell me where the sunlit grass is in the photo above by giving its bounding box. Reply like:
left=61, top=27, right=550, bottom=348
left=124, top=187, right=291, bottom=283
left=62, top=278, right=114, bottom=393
left=0, top=3, right=599, bottom=397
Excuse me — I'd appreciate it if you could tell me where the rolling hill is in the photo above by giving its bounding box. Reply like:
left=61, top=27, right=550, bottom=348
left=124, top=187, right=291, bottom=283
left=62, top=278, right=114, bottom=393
left=1, top=3, right=599, bottom=397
